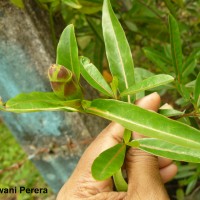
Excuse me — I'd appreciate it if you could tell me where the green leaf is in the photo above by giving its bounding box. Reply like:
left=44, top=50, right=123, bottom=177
left=177, top=83, right=190, bottom=100
left=110, top=76, right=118, bottom=99
left=10, top=0, right=24, bottom=8
left=79, top=0, right=102, bottom=14
left=159, top=108, right=184, bottom=117
left=194, top=72, right=200, bottom=107
left=182, top=59, right=197, bottom=78
left=113, top=169, right=128, bottom=191
left=102, top=0, right=135, bottom=102
left=186, top=177, right=198, bottom=195
left=120, top=74, right=174, bottom=97
left=56, top=24, right=80, bottom=81
left=128, top=138, right=200, bottom=163
left=163, top=0, right=177, bottom=18
left=62, top=0, right=82, bottom=9
left=92, top=143, right=126, bottom=180
left=143, top=47, right=171, bottom=73
left=134, top=68, right=155, bottom=83
left=123, top=129, right=132, bottom=144
left=80, top=56, right=114, bottom=97
left=87, top=17, right=103, bottom=42
left=1, top=92, right=82, bottom=113
left=168, top=14, right=183, bottom=81
left=83, top=99, right=200, bottom=150
left=93, top=40, right=104, bottom=72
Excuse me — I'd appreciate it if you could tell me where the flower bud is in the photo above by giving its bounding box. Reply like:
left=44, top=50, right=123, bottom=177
left=48, top=64, right=82, bottom=100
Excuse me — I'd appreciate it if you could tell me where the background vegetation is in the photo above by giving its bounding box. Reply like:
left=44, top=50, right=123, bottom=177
left=4, top=0, right=200, bottom=199
left=0, top=119, right=54, bottom=200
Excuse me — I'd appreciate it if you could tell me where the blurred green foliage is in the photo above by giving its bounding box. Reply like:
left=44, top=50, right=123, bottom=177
left=0, top=120, right=54, bottom=200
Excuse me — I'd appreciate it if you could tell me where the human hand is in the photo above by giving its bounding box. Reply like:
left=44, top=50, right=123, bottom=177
left=57, top=92, right=177, bottom=200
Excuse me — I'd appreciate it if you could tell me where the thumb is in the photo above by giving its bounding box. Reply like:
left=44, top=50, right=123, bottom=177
left=126, top=93, right=170, bottom=200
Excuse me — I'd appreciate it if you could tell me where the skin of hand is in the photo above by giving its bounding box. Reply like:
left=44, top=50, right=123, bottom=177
left=57, top=92, right=178, bottom=200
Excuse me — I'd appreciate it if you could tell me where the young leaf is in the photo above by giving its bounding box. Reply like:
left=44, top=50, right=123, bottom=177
left=168, top=14, right=183, bottom=81
left=0, top=92, right=82, bottom=113
left=194, top=72, right=200, bottom=107
left=62, top=0, right=82, bottom=9
left=83, top=99, right=200, bottom=150
left=182, top=59, right=197, bottom=78
left=158, top=108, right=184, bottom=117
left=78, top=0, right=102, bottom=14
left=113, top=169, right=128, bottom=191
left=185, top=177, right=198, bottom=195
left=143, top=47, right=171, bottom=73
left=123, top=129, right=132, bottom=144
left=163, top=0, right=177, bottom=18
left=92, top=143, right=126, bottom=180
left=128, top=138, right=200, bottom=163
left=120, top=74, right=174, bottom=97
left=102, top=0, right=135, bottom=102
left=134, top=68, right=155, bottom=82
left=80, top=56, right=114, bottom=97
left=110, top=76, right=118, bottom=99
left=177, top=83, right=190, bottom=101
left=56, top=24, right=80, bottom=81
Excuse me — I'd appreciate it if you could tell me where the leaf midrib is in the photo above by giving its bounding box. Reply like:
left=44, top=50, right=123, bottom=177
left=99, top=144, right=125, bottom=179
left=87, top=106, right=200, bottom=148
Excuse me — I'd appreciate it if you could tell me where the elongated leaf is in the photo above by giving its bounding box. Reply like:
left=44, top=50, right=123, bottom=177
left=134, top=68, right=154, bottom=82
left=183, top=48, right=200, bottom=73
left=56, top=25, right=80, bottom=81
left=182, top=59, right=197, bottom=78
left=143, top=48, right=167, bottom=73
left=79, top=0, right=102, bottom=14
left=80, top=57, right=114, bottom=97
left=110, top=76, right=118, bottom=99
left=194, top=72, right=200, bottom=107
left=168, top=14, right=182, bottom=81
left=128, top=138, right=200, bottom=163
left=143, top=47, right=172, bottom=67
left=113, top=169, right=128, bottom=191
left=83, top=99, right=200, bottom=150
left=61, top=0, right=81, bottom=8
left=177, top=83, right=190, bottom=100
left=120, top=74, right=174, bottom=97
left=123, top=129, right=132, bottom=144
left=186, top=178, right=198, bottom=195
left=159, top=108, right=184, bottom=117
left=62, top=0, right=82, bottom=9
left=87, top=17, right=103, bottom=42
left=134, top=68, right=154, bottom=99
left=102, top=0, right=135, bottom=102
left=92, top=143, right=126, bottom=180
left=163, top=0, right=177, bottom=18
left=0, top=92, right=82, bottom=113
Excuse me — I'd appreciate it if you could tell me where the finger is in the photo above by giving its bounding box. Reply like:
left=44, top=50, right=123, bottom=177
left=64, top=122, right=125, bottom=194
left=158, top=157, right=173, bottom=169
left=135, top=94, right=177, bottom=181
left=126, top=93, right=170, bottom=199
left=126, top=149, right=170, bottom=199
left=160, top=163, right=178, bottom=183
